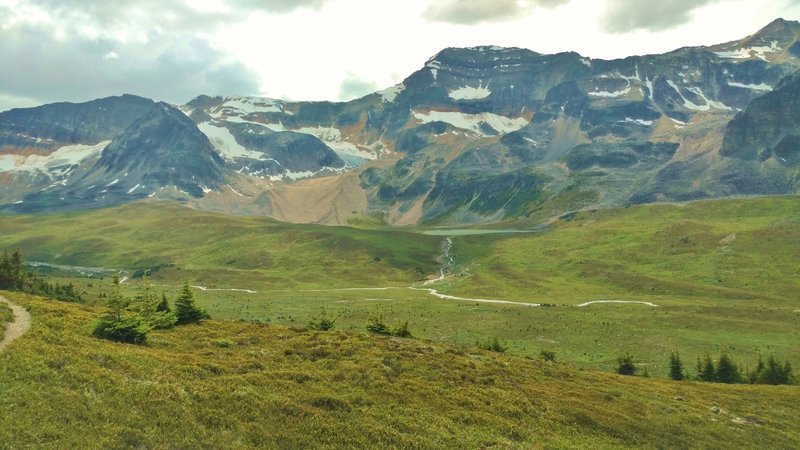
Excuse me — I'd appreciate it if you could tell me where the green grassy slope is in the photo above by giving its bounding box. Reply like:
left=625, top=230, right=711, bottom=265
left=434, top=196, right=800, bottom=369
left=0, top=198, right=798, bottom=376
left=0, top=301, right=11, bottom=336
left=1, top=293, right=798, bottom=449
left=0, top=201, right=441, bottom=289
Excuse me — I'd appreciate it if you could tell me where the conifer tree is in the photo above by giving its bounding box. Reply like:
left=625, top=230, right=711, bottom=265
left=715, top=353, right=741, bottom=384
left=156, top=292, right=171, bottom=313
left=174, top=282, right=210, bottom=325
left=617, top=354, right=637, bottom=376
left=697, top=354, right=716, bottom=382
left=669, top=351, right=685, bottom=380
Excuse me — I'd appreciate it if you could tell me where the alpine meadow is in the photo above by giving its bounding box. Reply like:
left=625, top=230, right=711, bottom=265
left=1, top=2, right=800, bottom=449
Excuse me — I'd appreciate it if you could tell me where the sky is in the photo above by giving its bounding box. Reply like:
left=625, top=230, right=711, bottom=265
left=0, top=0, right=799, bottom=111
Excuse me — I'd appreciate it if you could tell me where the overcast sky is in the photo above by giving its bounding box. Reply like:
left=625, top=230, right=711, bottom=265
left=0, top=0, right=799, bottom=111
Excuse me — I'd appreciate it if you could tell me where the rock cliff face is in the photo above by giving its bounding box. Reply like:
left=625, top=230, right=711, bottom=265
left=720, top=71, right=800, bottom=163
left=1, top=19, right=799, bottom=222
left=0, top=94, right=154, bottom=151
left=8, top=103, right=225, bottom=212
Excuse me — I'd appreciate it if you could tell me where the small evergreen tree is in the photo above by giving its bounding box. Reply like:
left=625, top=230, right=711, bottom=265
left=715, top=353, right=742, bottom=384
left=10, top=249, right=23, bottom=289
left=92, top=275, right=148, bottom=344
left=132, top=279, right=176, bottom=330
left=174, top=282, right=210, bottom=325
left=669, top=351, right=685, bottom=381
left=697, top=354, right=716, bottom=382
left=755, top=355, right=793, bottom=385
left=156, top=293, right=171, bottom=312
left=617, top=354, right=637, bottom=376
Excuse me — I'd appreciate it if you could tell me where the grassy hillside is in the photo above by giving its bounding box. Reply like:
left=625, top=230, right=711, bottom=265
left=0, top=197, right=798, bottom=376
left=0, top=201, right=441, bottom=289
left=432, top=196, right=800, bottom=369
left=1, top=292, right=798, bottom=449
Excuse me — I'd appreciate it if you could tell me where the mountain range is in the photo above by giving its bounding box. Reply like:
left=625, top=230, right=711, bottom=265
left=1, top=18, right=799, bottom=225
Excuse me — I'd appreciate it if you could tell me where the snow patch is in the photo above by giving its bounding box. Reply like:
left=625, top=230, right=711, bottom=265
left=426, top=60, right=442, bottom=80
left=727, top=81, right=772, bottom=91
left=126, top=184, right=141, bottom=194
left=378, top=83, right=405, bottom=103
left=197, top=122, right=266, bottom=161
left=208, top=96, right=285, bottom=119
left=106, top=179, right=119, bottom=187
left=666, top=81, right=731, bottom=111
left=412, top=110, right=529, bottom=136
left=588, top=86, right=631, bottom=98
left=449, top=84, right=491, bottom=100
left=624, top=117, right=654, bottom=126
left=0, top=141, right=109, bottom=175
left=296, top=126, right=377, bottom=163
left=268, top=166, right=346, bottom=182
left=644, top=78, right=654, bottom=101
left=714, top=41, right=780, bottom=61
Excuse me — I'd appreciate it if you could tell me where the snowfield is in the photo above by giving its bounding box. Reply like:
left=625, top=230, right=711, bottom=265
left=412, top=110, right=529, bottom=136
left=448, top=85, right=491, bottom=100
left=0, top=141, right=110, bottom=176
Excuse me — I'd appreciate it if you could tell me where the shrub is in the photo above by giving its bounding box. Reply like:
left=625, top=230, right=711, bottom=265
left=392, top=320, right=412, bottom=338
left=92, top=313, right=149, bottom=345
left=308, top=310, right=336, bottom=331
left=477, top=337, right=507, bottom=353
left=617, top=354, right=637, bottom=376
left=366, top=314, right=390, bottom=335
left=540, top=350, right=556, bottom=362
left=214, top=339, right=234, bottom=348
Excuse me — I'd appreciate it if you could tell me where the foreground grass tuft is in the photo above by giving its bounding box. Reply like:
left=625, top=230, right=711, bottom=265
left=0, top=292, right=798, bottom=449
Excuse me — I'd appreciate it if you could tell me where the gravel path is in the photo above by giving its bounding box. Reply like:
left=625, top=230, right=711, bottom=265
left=0, top=296, right=32, bottom=353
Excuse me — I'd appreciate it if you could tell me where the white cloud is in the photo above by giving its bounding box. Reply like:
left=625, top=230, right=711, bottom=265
left=0, top=0, right=798, bottom=111
left=424, top=0, right=569, bottom=25
left=338, top=73, right=380, bottom=101
left=600, top=0, right=721, bottom=33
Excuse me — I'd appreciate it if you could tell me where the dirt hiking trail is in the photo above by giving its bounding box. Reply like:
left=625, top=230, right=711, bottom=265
left=0, top=296, right=31, bottom=353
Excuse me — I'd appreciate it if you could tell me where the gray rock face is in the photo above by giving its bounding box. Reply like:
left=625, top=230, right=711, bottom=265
left=0, top=94, right=154, bottom=151
left=720, top=71, right=800, bottom=163
left=92, top=102, right=225, bottom=195
left=6, top=103, right=226, bottom=212
left=183, top=96, right=347, bottom=178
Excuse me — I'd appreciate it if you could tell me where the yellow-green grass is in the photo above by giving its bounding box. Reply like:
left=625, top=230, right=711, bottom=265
left=1, top=197, right=799, bottom=376
left=0, top=300, right=12, bottom=335
left=1, top=292, right=798, bottom=449
left=0, top=201, right=441, bottom=289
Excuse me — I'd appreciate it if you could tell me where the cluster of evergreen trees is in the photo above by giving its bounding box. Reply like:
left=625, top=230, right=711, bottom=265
left=675, top=352, right=795, bottom=385
left=92, top=278, right=209, bottom=345
left=618, top=351, right=796, bottom=385
left=0, top=248, right=82, bottom=302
